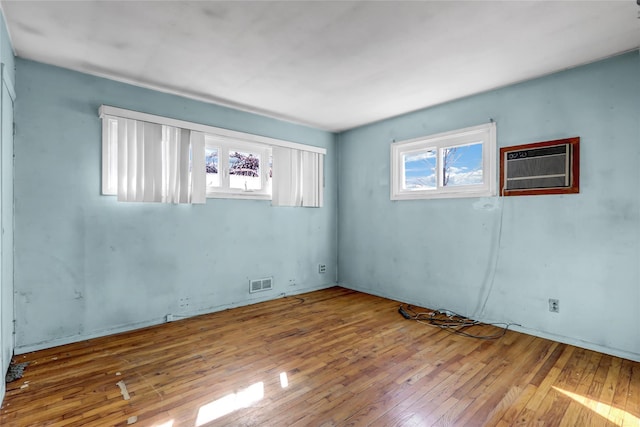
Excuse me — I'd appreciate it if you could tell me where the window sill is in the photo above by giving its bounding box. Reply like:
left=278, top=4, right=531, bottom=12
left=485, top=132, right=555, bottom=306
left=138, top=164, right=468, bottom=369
left=206, top=192, right=271, bottom=201
left=392, top=188, right=495, bottom=200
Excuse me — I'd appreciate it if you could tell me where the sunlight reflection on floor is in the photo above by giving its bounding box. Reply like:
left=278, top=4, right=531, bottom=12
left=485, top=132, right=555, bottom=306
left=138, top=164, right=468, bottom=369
left=553, top=386, right=639, bottom=426
left=280, top=372, right=289, bottom=388
left=195, top=381, right=265, bottom=426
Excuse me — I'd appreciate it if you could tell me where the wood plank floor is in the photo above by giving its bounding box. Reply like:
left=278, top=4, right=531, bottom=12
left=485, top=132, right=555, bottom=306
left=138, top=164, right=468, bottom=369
left=1, top=287, right=638, bottom=426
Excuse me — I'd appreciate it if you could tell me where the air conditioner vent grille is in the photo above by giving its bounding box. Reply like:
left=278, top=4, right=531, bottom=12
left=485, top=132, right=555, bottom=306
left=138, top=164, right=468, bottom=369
left=505, top=145, right=569, bottom=191
left=507, top=176, right=568, bottom=190
left=506, top=155, right=567, bottom=181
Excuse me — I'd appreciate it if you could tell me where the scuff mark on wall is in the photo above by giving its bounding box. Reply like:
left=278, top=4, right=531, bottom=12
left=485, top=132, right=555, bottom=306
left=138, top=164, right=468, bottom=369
left=18, top=291, right=31, bottom=303
left=472, top=197, right=501, bottom=211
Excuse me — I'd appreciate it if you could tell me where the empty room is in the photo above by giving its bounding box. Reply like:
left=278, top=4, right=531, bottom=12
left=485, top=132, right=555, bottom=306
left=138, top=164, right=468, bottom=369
left=0, top=1, right=638, bottom=426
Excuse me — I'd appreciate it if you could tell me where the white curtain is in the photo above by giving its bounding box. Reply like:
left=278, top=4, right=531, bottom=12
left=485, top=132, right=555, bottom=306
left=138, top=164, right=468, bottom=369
left=272, top=146, right=302, bottom=206
left=272, top=146, right=323, bottom=207
left=301, top=150, right=323, bottom=207
left=188, top=131, right=206, bottom=204
left=115, top=118, right=205, bottom=204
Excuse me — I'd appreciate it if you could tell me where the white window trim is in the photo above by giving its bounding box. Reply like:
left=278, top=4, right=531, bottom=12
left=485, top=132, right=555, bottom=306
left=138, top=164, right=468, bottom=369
left=390, top=122, right=496, bottom=200
left=100, top=105, right=326, bottom=201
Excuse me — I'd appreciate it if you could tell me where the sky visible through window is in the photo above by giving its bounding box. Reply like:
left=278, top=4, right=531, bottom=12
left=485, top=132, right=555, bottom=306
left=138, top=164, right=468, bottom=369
left=403, top=142, right=483, bottom=190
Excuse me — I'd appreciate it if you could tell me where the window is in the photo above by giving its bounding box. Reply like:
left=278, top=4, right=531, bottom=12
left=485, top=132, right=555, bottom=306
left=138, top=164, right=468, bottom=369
left=100, top=105, right=325, bottom=206
left=204, top=135, right=272, bottom=200
left=391, top=122, right=496, bottom=200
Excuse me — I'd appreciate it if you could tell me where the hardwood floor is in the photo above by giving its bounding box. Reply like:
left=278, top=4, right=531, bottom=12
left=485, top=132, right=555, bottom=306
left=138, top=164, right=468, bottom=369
left=1, top=287, right=638, bottom=426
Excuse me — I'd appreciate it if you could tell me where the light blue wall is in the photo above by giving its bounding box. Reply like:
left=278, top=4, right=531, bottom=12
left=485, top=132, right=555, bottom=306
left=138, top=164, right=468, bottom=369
left=0, top=11, right=14, bottom=405
left=10, top=49, right=640, bottom=362
left=13, top=59, right=337, bottom=352
left=338, top=51, right=640, bottom=361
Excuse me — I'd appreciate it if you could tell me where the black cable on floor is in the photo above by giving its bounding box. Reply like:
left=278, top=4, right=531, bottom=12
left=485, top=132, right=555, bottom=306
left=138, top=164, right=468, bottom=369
left=399, top=304, right=519, bottom=340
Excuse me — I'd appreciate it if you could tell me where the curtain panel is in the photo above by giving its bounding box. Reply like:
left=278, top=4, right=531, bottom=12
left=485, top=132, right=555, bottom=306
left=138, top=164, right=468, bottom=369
left=272, top=146, right=323, bottom=208
left=114, top=117, right=205, bottom=204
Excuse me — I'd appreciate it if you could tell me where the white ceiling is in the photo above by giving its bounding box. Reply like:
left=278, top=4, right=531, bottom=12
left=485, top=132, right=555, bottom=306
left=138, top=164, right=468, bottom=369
left=1, top=1, right=638, bottom=132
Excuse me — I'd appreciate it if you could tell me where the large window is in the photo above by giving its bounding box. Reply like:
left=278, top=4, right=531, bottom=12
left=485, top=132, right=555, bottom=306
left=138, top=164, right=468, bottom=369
left=100, top=105, right=324, bottom=206
left=390, top=122, right=496, bottom=200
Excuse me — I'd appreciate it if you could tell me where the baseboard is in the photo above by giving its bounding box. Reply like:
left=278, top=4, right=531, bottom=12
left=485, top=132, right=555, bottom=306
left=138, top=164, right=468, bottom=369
left=507, top=325, right=640, bottom=363
left=340, top=283, right=640, bottom=363
left=14, top=317, right=165, bottom=355
left=15, top=282, right=335, bottom=355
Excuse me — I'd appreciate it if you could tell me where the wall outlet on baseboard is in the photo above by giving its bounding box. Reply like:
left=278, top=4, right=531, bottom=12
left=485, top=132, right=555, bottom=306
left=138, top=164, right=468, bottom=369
left=166, top=314, right=174, bottom=322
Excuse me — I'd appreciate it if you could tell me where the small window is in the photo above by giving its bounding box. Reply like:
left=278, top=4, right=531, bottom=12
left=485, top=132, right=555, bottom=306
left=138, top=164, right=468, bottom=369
left=205, top=136, right=271, bottom=199
left=391, top=122, right=496, bottom=200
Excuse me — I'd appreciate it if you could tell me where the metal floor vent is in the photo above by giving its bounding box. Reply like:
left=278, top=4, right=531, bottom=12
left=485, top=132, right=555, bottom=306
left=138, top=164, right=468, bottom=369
left=250, top=277, right=273, bottom=293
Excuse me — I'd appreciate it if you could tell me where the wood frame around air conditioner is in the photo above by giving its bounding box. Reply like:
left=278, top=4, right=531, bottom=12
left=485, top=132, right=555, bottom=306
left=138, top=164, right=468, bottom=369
left=499, top=137, right=580, bottom=197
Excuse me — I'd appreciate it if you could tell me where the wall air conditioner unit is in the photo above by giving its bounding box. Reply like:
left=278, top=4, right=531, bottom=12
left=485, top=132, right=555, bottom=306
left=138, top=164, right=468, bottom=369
left=500, top=137, right=579, bottom=197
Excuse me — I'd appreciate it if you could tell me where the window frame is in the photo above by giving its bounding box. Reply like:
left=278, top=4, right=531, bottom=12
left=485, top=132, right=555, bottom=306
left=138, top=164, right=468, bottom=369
left=390, top=122, right=497, bottom=200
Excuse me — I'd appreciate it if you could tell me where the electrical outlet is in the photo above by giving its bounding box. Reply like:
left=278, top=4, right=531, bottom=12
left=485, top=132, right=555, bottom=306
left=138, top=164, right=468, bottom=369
left=548, top=299, right=559, bottom=313
left=166, top=314, right=174, bottom=322
left=318, top=264, right=326, bottom=274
